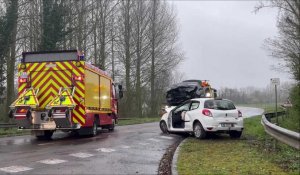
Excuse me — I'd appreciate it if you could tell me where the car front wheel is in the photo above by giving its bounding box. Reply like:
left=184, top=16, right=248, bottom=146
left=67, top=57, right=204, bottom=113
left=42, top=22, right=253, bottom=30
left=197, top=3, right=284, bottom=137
left=193, top=122, right=206, bottom=139
left=160, top=121, right=169, bottom=134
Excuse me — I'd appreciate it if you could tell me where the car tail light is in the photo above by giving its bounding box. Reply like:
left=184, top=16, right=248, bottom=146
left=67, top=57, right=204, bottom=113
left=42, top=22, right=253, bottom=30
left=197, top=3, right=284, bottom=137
left=238, top=110, right=242, bottom=117
left=202, top=109, right=212, bottom=117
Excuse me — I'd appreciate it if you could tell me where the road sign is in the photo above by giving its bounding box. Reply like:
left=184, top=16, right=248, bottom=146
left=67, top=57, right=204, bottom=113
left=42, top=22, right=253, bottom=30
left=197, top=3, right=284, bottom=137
left=270, top=78, right=280, bottom=86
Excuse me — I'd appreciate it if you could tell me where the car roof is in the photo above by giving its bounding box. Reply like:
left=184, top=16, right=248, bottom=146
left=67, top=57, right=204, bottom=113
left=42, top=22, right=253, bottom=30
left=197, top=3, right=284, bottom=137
left=191, top=98, right=232, bottom=102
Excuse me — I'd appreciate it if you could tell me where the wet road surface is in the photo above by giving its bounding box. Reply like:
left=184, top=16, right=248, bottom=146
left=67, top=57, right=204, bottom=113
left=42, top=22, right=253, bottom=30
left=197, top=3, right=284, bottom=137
left=0, top=123, right=182, bottom=175
left=0, top=107, right=263, bottom=175
left=236, top=107, right=264, bottom=118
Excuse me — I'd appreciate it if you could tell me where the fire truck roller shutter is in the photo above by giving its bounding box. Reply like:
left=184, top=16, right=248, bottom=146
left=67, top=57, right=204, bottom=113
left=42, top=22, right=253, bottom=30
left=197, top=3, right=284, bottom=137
left=85, top=69, right=100, bottom=109
left=100, top=76, right=112, bottom=111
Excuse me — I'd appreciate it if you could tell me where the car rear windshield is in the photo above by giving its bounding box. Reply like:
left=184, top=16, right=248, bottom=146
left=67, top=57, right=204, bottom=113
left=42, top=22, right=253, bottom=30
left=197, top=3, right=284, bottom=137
left=204, top=100, right=236, bottom=110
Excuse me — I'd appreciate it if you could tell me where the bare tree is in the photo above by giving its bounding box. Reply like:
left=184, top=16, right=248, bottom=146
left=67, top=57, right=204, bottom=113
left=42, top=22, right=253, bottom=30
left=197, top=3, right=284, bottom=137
left=255, top=0, right=300, bottom=84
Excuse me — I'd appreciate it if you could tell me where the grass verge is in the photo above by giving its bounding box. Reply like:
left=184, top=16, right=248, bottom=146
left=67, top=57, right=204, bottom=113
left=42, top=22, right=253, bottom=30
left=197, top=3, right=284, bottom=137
left=117, top=117, right=160, bottom=126
left=177, top=115, right=299, bottom=174
left=0, top=128, right=30, bottom=137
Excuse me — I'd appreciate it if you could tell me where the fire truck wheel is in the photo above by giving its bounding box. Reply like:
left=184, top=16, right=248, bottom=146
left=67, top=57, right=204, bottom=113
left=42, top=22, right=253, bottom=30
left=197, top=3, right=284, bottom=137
left=44, top=130, right=54, bottom=139
left=91, top=119, right=98, bottom=137
left=36, top=130, right=53, bottom=140
left=108, top=119, right=115, bottom=131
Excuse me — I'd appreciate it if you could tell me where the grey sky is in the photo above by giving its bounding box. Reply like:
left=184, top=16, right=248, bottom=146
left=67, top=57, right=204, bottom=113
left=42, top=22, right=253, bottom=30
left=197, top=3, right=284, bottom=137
left=172, top=0, right=292, bottom=89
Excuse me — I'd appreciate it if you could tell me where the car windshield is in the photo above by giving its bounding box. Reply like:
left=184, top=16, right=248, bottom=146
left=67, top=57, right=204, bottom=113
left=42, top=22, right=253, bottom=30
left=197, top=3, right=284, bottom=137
left=204, top=100, right=236, bottom=110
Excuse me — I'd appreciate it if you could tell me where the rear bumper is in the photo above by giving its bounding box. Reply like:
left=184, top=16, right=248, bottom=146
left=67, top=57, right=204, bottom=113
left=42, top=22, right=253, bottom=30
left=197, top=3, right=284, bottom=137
left=204, top=126, right=244, bottom=132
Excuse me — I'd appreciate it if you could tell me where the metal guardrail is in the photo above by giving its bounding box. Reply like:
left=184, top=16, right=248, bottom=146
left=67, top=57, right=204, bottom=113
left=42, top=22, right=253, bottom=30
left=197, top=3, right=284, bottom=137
left=0, top=123, right=16, bottom=128
left=261, top=112, right=300, bottom=149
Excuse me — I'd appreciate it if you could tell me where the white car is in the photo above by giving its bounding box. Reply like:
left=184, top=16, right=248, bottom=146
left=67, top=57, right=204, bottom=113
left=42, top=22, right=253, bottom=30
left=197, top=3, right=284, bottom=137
left=159, top=98, right=243, bottom=139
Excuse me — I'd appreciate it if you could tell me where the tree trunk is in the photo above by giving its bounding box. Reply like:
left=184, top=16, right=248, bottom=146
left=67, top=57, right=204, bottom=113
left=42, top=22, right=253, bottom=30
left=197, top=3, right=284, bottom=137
left=150, top=0, right=157, bottom=117
left=5, top=0, right=19, bottom=121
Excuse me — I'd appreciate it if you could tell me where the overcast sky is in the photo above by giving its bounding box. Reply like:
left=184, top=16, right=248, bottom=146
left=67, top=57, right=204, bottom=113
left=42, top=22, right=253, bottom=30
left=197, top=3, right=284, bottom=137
left=171, top=0, right=292, bottom=89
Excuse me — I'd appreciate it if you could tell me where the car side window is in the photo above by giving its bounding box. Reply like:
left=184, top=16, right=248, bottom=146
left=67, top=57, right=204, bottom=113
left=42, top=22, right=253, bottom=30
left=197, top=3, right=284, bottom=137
left=190, top=101, right=200, bottom=110
left=174, top=102, right=190, bottom=113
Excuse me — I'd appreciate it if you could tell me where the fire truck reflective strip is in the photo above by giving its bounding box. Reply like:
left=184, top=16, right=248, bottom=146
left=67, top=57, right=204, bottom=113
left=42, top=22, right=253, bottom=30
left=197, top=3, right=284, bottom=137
left=17, top=61, right=85, bottom=125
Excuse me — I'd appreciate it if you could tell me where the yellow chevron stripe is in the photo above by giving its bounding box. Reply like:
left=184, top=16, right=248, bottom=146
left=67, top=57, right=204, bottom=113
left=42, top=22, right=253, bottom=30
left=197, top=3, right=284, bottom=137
left=29, top=63, right=39, bottom=72
left=77, top=82, right=84, bottom=93
left=31, top=70, right=51, bottom=87
left=32, top=72, right=55, bottom=89
left=73, top=110, right=85, bottom=124
left=38, top=86, right=59, bottom=104
left=56, top=62, right=70, bottom=71
left=55, top=70, right=71, bottom=86
left=38, top=79, right=68, bottom=102
left=72, top=117, right=79, bottom=124
left=35, top=63, right=46, bottom=72
left=18, top=83, right=26, bottom=92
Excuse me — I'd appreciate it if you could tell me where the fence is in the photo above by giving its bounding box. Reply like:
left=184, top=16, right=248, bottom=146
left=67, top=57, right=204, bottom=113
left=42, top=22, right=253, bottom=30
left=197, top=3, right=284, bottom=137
left=261, top=111, right=300, bottom=149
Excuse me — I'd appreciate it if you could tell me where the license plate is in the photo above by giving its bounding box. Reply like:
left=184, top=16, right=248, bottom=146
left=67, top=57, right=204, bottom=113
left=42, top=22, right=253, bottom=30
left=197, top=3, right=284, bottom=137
left=221, top=123, right=233, bottom=127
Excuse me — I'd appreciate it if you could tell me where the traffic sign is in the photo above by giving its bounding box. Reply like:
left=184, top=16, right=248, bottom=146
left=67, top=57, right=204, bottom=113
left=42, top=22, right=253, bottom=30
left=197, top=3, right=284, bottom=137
left=270, top=78, right=280, bottom=86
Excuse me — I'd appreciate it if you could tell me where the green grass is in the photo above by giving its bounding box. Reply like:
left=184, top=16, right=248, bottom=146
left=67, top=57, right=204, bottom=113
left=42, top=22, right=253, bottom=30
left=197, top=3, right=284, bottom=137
left=0, top=128, right=30, bottom=137
left=117, top=117, right=160, bottom=126
left=279, top=108, right=300, bottom=133
left=177, top=115, right=300, bottom=174
left=177, top=138, right=287, bottom=175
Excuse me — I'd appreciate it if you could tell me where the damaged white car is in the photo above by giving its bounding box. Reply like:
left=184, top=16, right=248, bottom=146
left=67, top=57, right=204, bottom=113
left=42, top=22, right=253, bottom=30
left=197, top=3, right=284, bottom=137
left=159, top=98, right=243, bottom=139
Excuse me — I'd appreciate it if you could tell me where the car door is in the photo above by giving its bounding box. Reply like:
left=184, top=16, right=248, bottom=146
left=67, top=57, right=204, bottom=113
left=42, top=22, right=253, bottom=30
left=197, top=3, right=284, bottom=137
left=183, top=101, right=201, bottom=131
left=169, top=101, right=191, bottom=131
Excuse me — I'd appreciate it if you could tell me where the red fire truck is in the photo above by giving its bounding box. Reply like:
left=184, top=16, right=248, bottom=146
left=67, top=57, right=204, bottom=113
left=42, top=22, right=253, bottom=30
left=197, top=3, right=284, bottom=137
left=9, top=50, right=123, bottom=139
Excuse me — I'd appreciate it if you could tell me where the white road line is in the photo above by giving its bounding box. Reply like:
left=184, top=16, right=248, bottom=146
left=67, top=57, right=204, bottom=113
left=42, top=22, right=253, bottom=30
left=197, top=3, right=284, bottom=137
left=120, top=145, right=131, bottom=149
left=96, top=148, right=116, bottom=153
left=38, top=143, right=55, bottom=146
left=38, top=159, right=67, bottom=165
left=148, top=138, right=161, bottom=142
left=138, top=142, right=150, bottom=146
left=0, top=166, right=33, bottom=173
left=160, top=136, right=173, bottom=140
left=69, top=152, right=94, bottom=158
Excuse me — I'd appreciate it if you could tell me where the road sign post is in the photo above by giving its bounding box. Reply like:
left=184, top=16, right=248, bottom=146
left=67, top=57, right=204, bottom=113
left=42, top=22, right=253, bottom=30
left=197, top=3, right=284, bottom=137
left=270, top=78, right=280, bottom=124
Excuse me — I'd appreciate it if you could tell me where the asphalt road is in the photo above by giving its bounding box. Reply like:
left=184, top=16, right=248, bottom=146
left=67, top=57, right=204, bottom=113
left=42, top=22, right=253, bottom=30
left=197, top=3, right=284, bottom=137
left=0, top=107, right=263, bottom=175
left=236, top=106, right=264, bottom=118
left=0, top=123, right=182, bottom=175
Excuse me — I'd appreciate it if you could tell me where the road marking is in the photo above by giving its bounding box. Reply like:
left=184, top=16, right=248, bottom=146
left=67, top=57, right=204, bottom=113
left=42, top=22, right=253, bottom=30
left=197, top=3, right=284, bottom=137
left=138, top=142, right=150, bottom=146
left=160, top=136, right=173, bottom=140
left=0, top=166, right=32, bottom=173
left=96, top=148, right=116, bottom=153
left=38, top=143, right=55, bottom=146
left=120, top=145, right=131, bottom=149
left=69, top=152, right=94, bottom=158
left=38, top=158, right=67, bottom=165
left=148, top=138, right=161, bottom=142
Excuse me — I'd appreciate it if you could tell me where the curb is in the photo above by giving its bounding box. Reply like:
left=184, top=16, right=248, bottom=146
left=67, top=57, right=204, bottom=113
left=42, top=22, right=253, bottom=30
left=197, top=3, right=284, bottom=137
left=171, top=138, right=187, bottom=175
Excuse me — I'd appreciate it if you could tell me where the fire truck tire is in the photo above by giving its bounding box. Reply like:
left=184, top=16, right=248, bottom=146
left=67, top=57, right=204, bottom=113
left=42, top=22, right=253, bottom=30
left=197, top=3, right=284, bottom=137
left=8, top=109, right=14, bottom=118
left=35, top=130, right=54, bottom=140
left=108, top=119, right=115, bottom=131
left=90, top=118, right=98, bottom=137
left=44, top=130, right=54, bottom=139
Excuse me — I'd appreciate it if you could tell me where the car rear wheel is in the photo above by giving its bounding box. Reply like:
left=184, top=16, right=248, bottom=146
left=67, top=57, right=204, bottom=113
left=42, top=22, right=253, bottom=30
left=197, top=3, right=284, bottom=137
left=160, top=121, right=169, bottom=134
left=193, top=122, right=206, bottom=139
left=229, top=131, right=242, bottom=139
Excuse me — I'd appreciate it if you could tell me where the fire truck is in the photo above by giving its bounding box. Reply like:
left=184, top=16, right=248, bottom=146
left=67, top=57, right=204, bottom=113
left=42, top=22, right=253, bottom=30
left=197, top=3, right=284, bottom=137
left=8, top=50, right=123, bottom=139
